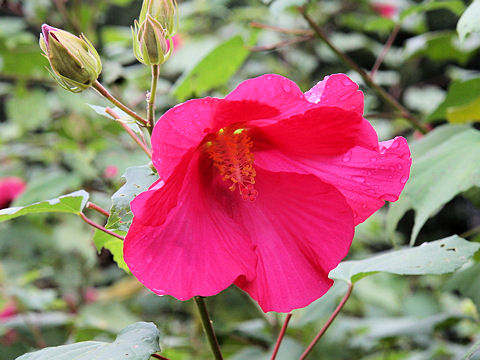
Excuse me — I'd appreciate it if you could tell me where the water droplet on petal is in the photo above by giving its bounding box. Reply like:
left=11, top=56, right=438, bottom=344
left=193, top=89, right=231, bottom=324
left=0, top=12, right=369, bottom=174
left=342, top=79, right=351, bottom=86
left=339, top=93, right=351, bottom=101
left=367, top=170, right=373, bottom=176
left=383, top=194, right=398, bottom=202
left=352, top=175, right=365, bottom=183
left=342, top=151, right=351, bottom=162
left=362, top=203, right=368, bottom=209
left=370, top=157, right=377, bottom=162
left=397, top=164, right=403, bottom=170
left=282, top=83, right=291, bottom=93
left=400, top=175, right=408, bottom=184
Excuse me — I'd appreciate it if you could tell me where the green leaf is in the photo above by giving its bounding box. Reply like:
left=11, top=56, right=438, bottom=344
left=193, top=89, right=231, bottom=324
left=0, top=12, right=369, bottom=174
left=445, top=262, right=480, bottom=311
left=446, top=96, right=480, bottom=123
left=400, top=1, right=465, bottom=21
left=93, top=229, right=129, bottom=272
left=88, top=104, right=142, bottom=134
left=329, top=236, right=480, bottom=284
left=457, top=0, right=480, bottom=42
left=16, top=322, right=161, bottom=360
left=108, top=165, right=158, bottom=232
left=269, top=0, right=308, bottom=15
left=428, top=77, right=480, bottom=121
left=386, top=125, right=480, bottom=244
left=173, top=35, right=252, bottom=101
left=0, top=190, right=89, bottom=223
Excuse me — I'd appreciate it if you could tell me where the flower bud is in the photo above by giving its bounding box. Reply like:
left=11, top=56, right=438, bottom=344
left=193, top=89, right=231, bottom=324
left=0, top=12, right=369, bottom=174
left=139, top=0, right=177, bottom=36
left=39, top=24, right=102, bottom=93
left=132, top=15, right=172, bottom=66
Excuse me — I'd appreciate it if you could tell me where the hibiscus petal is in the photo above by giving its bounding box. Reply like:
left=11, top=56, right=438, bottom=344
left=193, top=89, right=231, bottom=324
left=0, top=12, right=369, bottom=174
left=254, top=137, right=411, bottom=225
left=233, top=169, right=354, bottom=313
left=250, top=106, right=376, bottom=156
left=152, top=98, right=278, bottom=180
left=124, top=153, right=257, bottom=300
left=305, top=74, right=364, bottom=114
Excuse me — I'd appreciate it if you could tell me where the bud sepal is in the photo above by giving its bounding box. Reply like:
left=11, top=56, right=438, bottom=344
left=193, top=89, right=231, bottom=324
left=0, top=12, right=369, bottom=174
left=39, top=24, right=102, bottom=93
left=132, top=15, right=172, bottom=66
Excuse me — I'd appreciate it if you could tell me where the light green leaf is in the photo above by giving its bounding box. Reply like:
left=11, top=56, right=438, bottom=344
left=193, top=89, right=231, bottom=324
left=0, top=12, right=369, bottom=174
left=108, top=165, right=158, bottom=232
left=386, top=125, right=480, bottom=244
left=401, top=1, right=465, bottom=21
left=445, top=262, right=480, bottom=311
left=173, top=35, right=252, bottom=101
left=93, top=229, right=129, bottom=272
left=0, top=190, right=89, bottom=223
left=16, top=322, right=161, bottom=360
left=457, top=0, right=480, bottom=42
left=329, top=236, right=480, bottom=284
left=428, top=77, right=480, bottom=121
left=447, top=96, right=480, bottom=123
left=88, top=104, right=142, bottom=134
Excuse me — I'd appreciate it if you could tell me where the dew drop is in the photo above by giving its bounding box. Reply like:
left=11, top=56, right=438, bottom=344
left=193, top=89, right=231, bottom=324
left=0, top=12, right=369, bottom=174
left=370, top=157, right=377, bottom=162
left=400, top=175, right=408, bottom=184
left=339, top=93, right=351, bottom=101
left=397, top=164, right=403, bottom=170
left=342, top=151, right=352, bottom=162
left=342, top=79, right=351, bottom=86
left=367, top=170, right=373, bottom=176
left=362, top=203, right=368, bottom=209
left=282, top=83, right=291, bottom=93
left=352, top=175, right=365, bottom=183
left=382, top=194, right=398, bottom=202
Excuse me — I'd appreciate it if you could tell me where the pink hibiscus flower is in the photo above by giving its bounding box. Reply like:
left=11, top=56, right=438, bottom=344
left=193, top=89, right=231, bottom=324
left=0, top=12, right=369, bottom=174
left=124, top=74, right=411, bottom=312
left=0, top=177, right=26, bottom=209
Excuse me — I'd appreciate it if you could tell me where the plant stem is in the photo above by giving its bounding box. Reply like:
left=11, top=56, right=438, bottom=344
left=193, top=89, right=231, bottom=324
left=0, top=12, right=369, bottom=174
left=371, top=24, right=400, bottom=79
left=270, top=313, right=292, bottom=360
left=147, top=65, right=160, bottom=134
left=105, top=107, right=153, bottom=159
left=298, top=283, right=353, bottom=360
left=250, top=21, right=313, bottom=35
left=93, top=81, right=149, bottom=127
left=194, top=296, right=224, bottom=360
left=298, top=7, right=428, bottom=134
left=249, top=35, right=314, bottom=52
left=79, top=212, right=125, bottom=241
left=151, top=354, right=171, bottom=360
left=86, top=202, right=110, bottom=217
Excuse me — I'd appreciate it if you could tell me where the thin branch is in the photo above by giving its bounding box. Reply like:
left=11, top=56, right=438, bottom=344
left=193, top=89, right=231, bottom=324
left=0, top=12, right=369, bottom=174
left=371, top=24, right=400, bottom=79
left=298, top=7, right=428, bottom=134
left=270, top=313, right=292, bottom=360
left=79, top=212, right=125, bottom=240
left=194, top=296, right=224, bottom=360
left=249, top=35, right=314, bottom=52
left=105, top=107, right=153, bottom=159
left=151, top=354, right=171, bottom=360
left=461, top=225, right=480, bottom=239
left=250, top=22, right=313, bottom=35
left=86, top=202, right=110, bottom=217
left=93, top=81, right=149, bottom=127
left=298, top=283, right=353, bottom=360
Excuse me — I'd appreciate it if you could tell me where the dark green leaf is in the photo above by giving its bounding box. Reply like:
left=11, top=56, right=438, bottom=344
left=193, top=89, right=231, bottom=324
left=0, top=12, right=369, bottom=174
left=173, top=35, right=252, bottom=101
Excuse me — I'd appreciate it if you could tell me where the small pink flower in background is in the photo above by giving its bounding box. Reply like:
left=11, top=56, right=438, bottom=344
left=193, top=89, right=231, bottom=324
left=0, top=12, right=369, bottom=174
left=0, top=301, right=17, bottom=320
left=83, top=287, right=98, bottom=303
left=124, top=74, right=411, bottom=312
left=371, top=1, right=398, bottom=19
left=103, top=165, right=119, bottom=179
left=0, top=177, right=26, bottom=209
left=166, top=34, right=182, bottom=53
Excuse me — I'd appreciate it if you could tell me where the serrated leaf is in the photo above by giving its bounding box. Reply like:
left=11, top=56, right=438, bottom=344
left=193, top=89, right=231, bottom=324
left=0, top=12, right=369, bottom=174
left=16, top=322, right=161, bottom=360
left=457, top=0, right=480, bottom=42
left=173, top=35, right=251, bottom=101
left=93, top=229, right=129, bottom=272
left=386, top=125, right=480, bottom=244
left=329, top=236, right=480, bottom=284
left=0, top=190, right=89, bottom=222
left=108, top=165, right=158, bottom=232
left=428, top=77, right=480, bottom=121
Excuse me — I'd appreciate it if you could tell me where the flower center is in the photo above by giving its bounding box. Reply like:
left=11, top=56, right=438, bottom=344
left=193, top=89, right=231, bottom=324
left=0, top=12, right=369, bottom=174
left=206, top=128, right=258, bottom=201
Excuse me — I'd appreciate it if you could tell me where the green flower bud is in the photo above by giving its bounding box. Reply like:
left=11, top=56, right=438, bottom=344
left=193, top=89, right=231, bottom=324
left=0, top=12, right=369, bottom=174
left=132, top=15, right=172, bottom=66
left=139, top=0, right=178, bottom=36
left=39, top=24, right=102, bottom=93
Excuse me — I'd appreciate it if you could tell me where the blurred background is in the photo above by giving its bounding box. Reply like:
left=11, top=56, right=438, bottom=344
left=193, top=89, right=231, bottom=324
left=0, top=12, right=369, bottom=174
left=1, top=0, right=480, bottom=359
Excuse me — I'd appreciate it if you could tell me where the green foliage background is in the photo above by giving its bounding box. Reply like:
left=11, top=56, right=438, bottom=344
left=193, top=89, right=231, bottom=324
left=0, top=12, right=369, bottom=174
left=1, top=0, right=480, bottom=359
